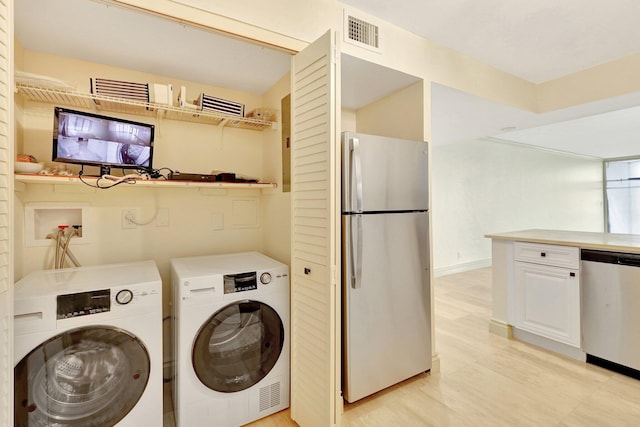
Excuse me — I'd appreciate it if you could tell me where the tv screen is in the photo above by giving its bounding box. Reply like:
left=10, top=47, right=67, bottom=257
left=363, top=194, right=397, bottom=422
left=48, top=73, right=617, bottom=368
left=52, top=107, right=155, bottom=175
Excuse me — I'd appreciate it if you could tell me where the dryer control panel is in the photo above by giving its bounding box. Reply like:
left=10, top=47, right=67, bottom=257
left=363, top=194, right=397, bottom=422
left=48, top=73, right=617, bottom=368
left=222, top=270, right=286, bottom=294
left=224, top=272, right=258, bottom=294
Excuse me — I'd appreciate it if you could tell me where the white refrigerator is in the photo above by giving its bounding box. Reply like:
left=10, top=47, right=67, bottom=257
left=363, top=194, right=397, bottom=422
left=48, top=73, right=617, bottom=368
left=341, top=131, right=431, bottom=403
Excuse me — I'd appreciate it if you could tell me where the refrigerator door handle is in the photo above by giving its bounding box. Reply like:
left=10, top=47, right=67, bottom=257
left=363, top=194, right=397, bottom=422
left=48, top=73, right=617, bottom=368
left=350, top=214, right=363, bottom=289
left=351, top=137, right=363, bottom=213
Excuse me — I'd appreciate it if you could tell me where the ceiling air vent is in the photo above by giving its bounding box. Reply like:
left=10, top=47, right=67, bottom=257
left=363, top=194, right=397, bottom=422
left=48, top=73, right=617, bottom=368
left=344, top=13, right=381, bottom=52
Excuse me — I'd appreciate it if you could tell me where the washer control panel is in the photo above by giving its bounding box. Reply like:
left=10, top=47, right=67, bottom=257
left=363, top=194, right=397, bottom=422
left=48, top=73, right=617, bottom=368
left=56, top=284, right=160, bottom=319
left=260, top=272, right=272, bottom=284
left=56, top=289, right=111, bottom=319
left=115, top=289, right=134, bottom=305
left=111, top=285, right=160, bottom=308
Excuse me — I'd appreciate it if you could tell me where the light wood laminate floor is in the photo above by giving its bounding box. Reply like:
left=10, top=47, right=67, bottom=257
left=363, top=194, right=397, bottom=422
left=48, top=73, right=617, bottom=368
left=164, top=267, right=640, bottom=426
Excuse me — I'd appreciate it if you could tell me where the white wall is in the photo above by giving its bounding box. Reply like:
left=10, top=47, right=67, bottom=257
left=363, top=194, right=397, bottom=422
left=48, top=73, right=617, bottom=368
left=355, top=80, right=424, bottom=141
left=431, top=138, right=604, bottom=276
left=261, top=72, right=292, bottom=266
left=15, top=52, right=277, bottom=278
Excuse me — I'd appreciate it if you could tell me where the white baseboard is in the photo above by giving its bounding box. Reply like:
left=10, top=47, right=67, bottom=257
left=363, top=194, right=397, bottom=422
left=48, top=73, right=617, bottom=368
left=434, top=258, right=492, bottom=277
left=431, top=352, right=441, bottom=374
left=512, top=327, right=586, bottom=362
left=489, top=318, right=512, bottom=338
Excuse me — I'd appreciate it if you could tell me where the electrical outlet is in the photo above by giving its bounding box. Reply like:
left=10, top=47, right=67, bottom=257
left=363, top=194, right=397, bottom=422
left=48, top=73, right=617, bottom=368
left=122, top=209, right=137, bottom=229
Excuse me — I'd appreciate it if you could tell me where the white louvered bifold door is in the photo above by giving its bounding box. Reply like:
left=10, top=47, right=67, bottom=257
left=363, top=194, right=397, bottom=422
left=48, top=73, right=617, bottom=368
left=290, top=30, right=341, bottom=427
left=0, top=0, right=12, bottom=424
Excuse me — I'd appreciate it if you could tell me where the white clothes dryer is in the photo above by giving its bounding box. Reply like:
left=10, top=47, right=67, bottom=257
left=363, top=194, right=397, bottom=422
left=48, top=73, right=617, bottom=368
left=171, top=252, right=289, bottom=427
left=13, top=261, right=163, bottom=427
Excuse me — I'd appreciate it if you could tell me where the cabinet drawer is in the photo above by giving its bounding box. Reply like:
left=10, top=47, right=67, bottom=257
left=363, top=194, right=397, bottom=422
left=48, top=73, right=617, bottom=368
left=514, top=242, right=579, bottom=269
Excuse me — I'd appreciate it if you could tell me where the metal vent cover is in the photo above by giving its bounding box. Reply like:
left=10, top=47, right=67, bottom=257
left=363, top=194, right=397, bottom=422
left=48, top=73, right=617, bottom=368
left=197, top=93, right=245, bottom=117
left=91, top=78, right=149, bottom=103
left=345, top=14, right=380, bottom=51
left=258, top=381, right=281, bottom=412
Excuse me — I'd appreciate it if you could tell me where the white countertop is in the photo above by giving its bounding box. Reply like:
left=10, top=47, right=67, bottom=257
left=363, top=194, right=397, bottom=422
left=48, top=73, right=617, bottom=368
left=485, top=229, right=640, bottom=253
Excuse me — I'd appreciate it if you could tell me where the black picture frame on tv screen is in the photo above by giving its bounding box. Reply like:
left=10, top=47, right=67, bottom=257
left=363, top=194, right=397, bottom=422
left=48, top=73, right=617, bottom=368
left=52, top=106, right=155, bottom=176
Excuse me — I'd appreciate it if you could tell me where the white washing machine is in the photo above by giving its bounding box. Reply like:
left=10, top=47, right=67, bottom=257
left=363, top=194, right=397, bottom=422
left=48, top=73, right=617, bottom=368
left=171, top=252, right=289, bottom=427
left=13, top=261, right=163, bottom=427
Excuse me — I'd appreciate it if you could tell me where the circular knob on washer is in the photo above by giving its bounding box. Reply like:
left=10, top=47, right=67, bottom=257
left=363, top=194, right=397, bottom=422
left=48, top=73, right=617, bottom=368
left=115, top=289, right=134, bottom=305
left=260, top=272, right=272, bottom=284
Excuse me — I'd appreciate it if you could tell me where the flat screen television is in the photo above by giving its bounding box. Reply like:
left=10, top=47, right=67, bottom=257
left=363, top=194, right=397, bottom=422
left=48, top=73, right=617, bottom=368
left=52, top=106, right=155, bottom=176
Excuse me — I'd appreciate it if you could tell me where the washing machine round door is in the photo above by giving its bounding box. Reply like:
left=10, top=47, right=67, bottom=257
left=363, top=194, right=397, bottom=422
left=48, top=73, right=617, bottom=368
left=14, top=326, right=150, bottom=427
left=192, top=300, right=284, bottom=393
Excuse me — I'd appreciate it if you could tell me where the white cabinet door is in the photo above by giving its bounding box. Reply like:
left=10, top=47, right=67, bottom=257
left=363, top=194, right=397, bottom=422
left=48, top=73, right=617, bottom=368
left=0, top=0, right=14, bottom=424
left=514, top=261, right=580, bottom=347
left=290, top=30, right=341, bottom=427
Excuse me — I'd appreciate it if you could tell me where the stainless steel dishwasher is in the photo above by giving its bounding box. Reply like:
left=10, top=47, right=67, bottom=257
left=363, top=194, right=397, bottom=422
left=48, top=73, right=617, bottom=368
left=581, top=249, right=640, bottom=376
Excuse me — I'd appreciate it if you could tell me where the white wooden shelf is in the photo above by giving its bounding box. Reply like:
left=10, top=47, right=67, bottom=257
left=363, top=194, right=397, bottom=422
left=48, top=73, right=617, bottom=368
left=15, top=174, right=276, bottom=190
left=15, top=83, right=275, bottom=131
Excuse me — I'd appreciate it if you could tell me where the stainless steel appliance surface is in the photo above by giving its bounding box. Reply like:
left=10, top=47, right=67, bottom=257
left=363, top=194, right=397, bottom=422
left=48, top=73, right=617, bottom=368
left=341, top=131, right=431, bottom=403
left=581, top=249, right=640, bottom=374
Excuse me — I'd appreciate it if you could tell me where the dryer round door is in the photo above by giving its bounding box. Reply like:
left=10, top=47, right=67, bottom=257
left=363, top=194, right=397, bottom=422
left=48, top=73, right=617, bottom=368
left=14, top=326, right=151, bottom=427
left=192, top=300, right=284, bottom=393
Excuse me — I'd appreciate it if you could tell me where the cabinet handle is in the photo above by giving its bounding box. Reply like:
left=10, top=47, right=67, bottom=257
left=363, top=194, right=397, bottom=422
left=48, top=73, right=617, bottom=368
left=570, top=272, right=575, bottom=277
left=540, top=252, right=546, bottom=257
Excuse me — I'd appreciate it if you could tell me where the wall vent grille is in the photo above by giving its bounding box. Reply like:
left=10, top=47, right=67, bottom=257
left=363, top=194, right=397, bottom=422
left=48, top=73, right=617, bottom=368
left=346, top=14, right=380, bottom=50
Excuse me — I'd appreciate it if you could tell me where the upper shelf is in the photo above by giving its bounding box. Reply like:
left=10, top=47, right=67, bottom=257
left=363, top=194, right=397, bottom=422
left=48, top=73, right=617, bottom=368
left=15, top=83, right=275, bottom=131
left=14, top=174, right=277, bottom=190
